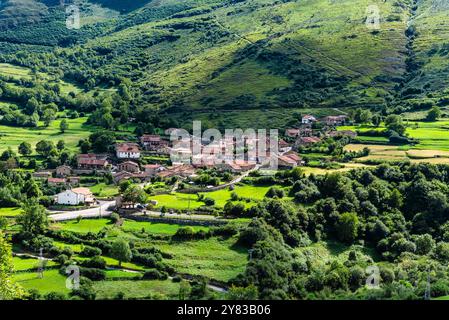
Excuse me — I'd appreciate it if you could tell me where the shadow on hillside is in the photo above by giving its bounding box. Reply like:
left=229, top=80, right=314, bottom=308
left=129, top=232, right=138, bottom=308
left=89, top=0, right=156, bottom=13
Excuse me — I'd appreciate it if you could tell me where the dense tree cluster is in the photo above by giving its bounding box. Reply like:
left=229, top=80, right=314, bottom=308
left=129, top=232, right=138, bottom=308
left=232, top=163, right=449, bottom=299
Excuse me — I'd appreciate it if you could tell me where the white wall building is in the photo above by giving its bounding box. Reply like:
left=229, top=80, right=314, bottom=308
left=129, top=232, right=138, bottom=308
left=116, top=143, right=141, bottom=159
left=55, top=188, right=94, bottom=206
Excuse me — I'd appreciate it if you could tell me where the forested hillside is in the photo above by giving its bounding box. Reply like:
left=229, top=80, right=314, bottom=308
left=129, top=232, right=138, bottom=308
left=0, top=0, right=448, bottom=128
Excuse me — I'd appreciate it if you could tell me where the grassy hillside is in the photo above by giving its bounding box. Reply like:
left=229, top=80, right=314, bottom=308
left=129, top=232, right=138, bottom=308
left=0, top=0, right=447, bottom=128
left=399, top=0, right=449, bottom=109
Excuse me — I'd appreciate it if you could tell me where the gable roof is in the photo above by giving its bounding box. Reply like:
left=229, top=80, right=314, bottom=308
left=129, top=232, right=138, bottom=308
left=116, top=143, right=140, bottom=153
left=71, top=187, right=93, bottom=196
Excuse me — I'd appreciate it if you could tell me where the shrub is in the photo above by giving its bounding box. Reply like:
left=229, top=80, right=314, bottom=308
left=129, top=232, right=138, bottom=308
left=82, top=256, right=107, bottom=269
left=203, top=197, right=215, bottom=206
left=142, top=269, right=168, bottom=280
left=79, top=267, right=106, bottom=281
left=110, top=213, right=120, bottom=223
left=80, top=245, right=102, bottom=257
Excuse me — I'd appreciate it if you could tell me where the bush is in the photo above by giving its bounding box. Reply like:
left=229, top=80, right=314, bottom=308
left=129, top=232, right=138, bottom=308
left=142, top=269, right=168, bottom=280
left=80, top=245, right=102, bottom=257
left=82, top=256, right=107, bottom=269
left=79, top=267, right=106, bottom=281
left=203, top=197, right=215, bottom=206
left=265, top=187, right=285, bottom=199
left=110, top=213, right=120, bottom=223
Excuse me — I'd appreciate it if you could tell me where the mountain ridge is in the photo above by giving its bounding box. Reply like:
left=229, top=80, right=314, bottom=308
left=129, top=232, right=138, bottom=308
left=0, top=0, right=448, bottom=128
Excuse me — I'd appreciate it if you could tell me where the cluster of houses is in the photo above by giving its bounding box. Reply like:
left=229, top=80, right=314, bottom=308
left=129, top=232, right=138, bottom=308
left=33, top=115, right=356, bottom=207
left=286, top=114, right=357, bottom=148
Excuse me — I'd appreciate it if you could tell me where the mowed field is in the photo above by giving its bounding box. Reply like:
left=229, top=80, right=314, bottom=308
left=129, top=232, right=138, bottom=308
left=148, top=185, right=274, bottom=210
left=153, top=236, right=248, bottom=282
left=345, top=144, right=449, bottom=164
left=340, top=120, right=449, bottom=151
left=0, top=117, right=95, bottom=153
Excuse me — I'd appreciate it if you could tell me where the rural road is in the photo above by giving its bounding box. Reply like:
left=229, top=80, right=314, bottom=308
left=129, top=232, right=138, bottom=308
left=48, top=201, right=116, bottom=222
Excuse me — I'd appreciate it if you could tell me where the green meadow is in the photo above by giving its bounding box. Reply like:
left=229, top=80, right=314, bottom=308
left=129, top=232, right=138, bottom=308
left=121, top=220, right=209, bottom=236
left=89, top=183, right=120, bottom=198
left=339, top=119, right=449, bottom=151
left=153, top=236, right=248, bottom=282
left=93, top=279, right=181, bottom=300
left=12, top=256, right=57, bottom=272
left=0, top=207, right=23, bottom=217
left=0, top=117, right=95, bottom=153
left=13, top=269, right=70, bottom=295
left=148, top=184, right=274, bottom=210
left=53, top=219, right=113, bottom=234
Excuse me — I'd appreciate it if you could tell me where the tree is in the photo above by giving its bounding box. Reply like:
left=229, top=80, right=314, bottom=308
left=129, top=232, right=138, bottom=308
left=414, top=234, right=435, bottom=255
left=385, top=115, right=406, bottom=136
left=226, top=285, right=259, bottom=300
left=56, top=140, right=65, bottom=151
left=0, top=231, right=24, bottom=299
left=426, top=106, right=441, bottom=122
left=111, top=238, right=132, bottom=267
left=35, top=140, right=55, bottom=157
left=88, top=132, right=115, bottom=153
left=23, top=179, right=42, bottom=198
left=178, top=280, right=191, bottom=300
left=25, top=97, right=40, bottom=115
left=336, top=212, right=359, bottom=243
left=42, top=108, right=56, bottom=127
left=18, top=142, right=32, bottom=156
left=60, top=119, right=69, bottom=133
left=122, top=185, right=147, bottom=208
left=17, top=201, right=48, bottom=238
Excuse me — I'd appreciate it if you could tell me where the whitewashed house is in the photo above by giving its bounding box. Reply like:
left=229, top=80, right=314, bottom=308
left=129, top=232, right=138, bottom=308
left=116, top=143, right=141, bottom=159
left=56, top=187, right=95, bottom=206
left=302, top=115, right=317, bottom=124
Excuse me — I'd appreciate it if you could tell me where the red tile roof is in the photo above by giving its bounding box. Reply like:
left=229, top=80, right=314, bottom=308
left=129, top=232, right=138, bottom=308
left=116, top=143, right=140, bottom=153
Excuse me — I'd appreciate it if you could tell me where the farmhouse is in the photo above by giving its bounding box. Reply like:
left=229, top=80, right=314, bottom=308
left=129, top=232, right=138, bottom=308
left=48, top=177, right=66, bottom=186
left=67, top=176, right=81, bottom=185
left=143, top=164, right=165, bottom=176
left=327, top=130, right=357, bottom=138
left=55, top=187, right=95, bottom=206
left=278, top=139, right=291, bottom=153
left=322, top=115, right=348, bottom=126
left=285, top=129, right=300, bottom=138
left=55, top=165, right=72, bottom=177
left=295, top=136, right=321, bottom=147
left=33, top=171, right=52, bottom=179
left=116, top=143, right=141, bottom=159
left=277, top=152, right=304, bottom=169
left=118, top=161, right=140, bottom=173
left=220, top=160, right=257, bottom=173
left=158, top=165, right=196, bottom=178
left=112, top=171, right=134, bottom=184
left=77, top=154, right=109, bottom=170
left=302, top=115, right=317, bottom=124
left=140, top=134, right=169, bottom=152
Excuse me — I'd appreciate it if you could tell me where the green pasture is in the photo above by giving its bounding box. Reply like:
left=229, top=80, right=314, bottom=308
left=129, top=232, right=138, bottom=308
left=153, top=236, right=248, bottom=282
left=13, top=269, right=70, bottom=295
left=53, top=219, right=113, bottom=234
left=93, top=279, right=180, bottom=300
left=0, top=117, right=95, bottom=153
left=121, top=220, right=209, bottom=236
left=0, top=207, right=23, bottom=217
left=89, top=183, right=120, bottom=198
left=12, top=256, right=57, bottom=272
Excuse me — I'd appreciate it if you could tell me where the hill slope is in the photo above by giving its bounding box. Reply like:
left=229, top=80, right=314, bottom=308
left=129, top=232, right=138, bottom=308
left=0, top=0, right=448, bottom=128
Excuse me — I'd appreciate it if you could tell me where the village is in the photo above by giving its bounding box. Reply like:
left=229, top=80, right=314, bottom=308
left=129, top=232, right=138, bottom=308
left=28, top=114, right=356, bottom=215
